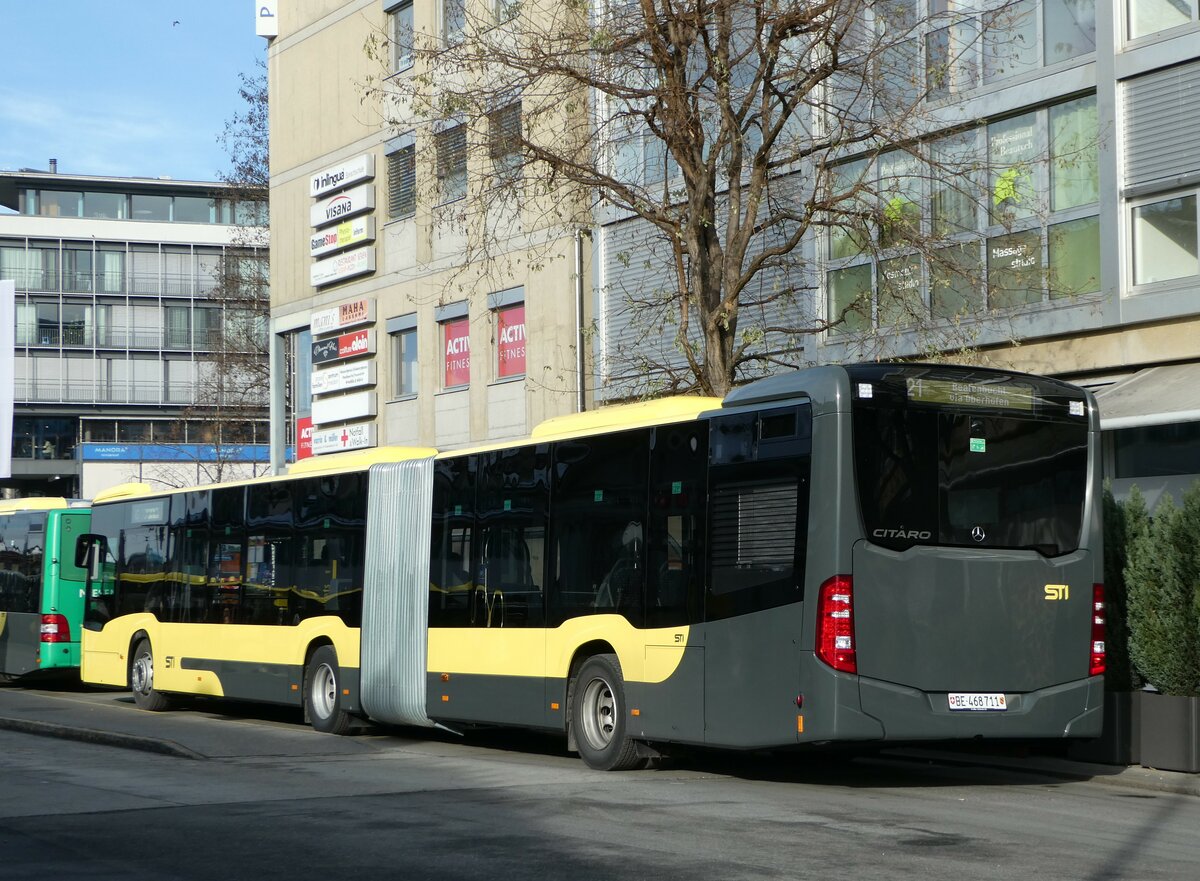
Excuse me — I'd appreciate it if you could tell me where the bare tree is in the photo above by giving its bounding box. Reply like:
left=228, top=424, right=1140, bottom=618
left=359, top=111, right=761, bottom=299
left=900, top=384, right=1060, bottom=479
left=365, top=0, right=1095, bottom=398
left=174, top=60, right=270, bottom=481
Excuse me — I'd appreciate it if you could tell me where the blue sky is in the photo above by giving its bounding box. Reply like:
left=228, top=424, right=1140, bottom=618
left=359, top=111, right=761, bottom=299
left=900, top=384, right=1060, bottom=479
left=0, top=1, right=266, bottom=182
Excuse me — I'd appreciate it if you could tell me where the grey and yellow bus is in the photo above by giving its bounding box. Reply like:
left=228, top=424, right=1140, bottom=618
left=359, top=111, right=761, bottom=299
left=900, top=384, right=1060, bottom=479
left=77, top=363, right=1104, bottom=769
left=0, top=498, right=91, bottom=680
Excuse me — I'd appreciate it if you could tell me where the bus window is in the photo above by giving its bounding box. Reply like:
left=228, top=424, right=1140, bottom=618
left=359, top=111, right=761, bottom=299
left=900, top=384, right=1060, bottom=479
left=646, top=422, right=708, bottom=627
left=549, top=429, right=650, bottom=626
left=429, top=455, right=477, bottom=627
left=477, top=445, right=549, bottom=628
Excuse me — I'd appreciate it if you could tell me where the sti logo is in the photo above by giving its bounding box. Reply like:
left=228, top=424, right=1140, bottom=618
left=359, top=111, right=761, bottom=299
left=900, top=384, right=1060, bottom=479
left=1044, top=584, right=1070, bottom=601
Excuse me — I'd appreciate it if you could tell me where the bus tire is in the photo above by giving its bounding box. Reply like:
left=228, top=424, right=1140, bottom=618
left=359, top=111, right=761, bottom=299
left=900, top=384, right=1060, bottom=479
left=571, top=654, right=642, bottom=771
left=129, top=639, right=172, bottom=712
left=305, top=646, right=353, bottom=736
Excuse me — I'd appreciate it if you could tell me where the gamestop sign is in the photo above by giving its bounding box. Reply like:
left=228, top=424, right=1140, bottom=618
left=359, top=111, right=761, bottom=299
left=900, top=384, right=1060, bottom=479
left=443, top=318, right=471, bottom=388
left=497, top=304, right=526, bottom=378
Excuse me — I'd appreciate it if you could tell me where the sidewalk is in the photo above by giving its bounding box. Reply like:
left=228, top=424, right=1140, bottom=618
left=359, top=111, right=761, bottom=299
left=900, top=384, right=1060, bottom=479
left=2, top=684, right=1199, bottom=794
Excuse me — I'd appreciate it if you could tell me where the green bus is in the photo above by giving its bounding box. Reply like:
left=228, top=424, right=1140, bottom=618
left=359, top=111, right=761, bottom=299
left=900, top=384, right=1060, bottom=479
left=0, top=498, right=91, bottom=680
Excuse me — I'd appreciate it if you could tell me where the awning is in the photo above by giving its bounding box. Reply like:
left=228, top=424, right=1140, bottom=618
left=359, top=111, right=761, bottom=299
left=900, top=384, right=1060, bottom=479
left=1093, top=364, right=1200, bottom=430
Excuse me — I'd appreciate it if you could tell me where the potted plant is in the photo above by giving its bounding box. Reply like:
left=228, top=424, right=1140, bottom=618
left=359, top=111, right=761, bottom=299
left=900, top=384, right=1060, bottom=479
left=1125, top=484, right=1200, bottom=773
left=1071, top=485, right=1141, bottom=765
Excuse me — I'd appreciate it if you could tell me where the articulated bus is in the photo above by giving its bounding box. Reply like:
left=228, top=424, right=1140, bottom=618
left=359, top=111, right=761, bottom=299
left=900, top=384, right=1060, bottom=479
left=0, top=498, right=91, bottom=680
left=77, top=364, right=1104, bottom=769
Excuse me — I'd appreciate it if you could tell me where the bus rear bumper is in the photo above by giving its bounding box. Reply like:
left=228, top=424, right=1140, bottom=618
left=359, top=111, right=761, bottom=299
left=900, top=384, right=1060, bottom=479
left=858, top=675, right=1104, bottom=741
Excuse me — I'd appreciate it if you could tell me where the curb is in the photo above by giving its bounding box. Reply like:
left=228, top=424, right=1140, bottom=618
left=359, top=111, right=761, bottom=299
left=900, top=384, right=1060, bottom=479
left=0, top=714, right=207, bottom=761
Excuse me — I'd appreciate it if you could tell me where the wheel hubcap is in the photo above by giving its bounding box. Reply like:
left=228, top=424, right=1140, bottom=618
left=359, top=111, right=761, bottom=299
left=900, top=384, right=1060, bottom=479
left=580, top=675, right=617, bottom=750
left=132, top=652, right=152, bottom=695
left=311, top=663, right=336, bottom=719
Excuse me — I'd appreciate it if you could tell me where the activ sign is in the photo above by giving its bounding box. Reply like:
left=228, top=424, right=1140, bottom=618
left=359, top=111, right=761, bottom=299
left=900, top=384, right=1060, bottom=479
left=310, top=154, right=375, bottom=198
left=311, top=246, right=376, bottom=287
left=310, top=216, right=376, bottom=258
left=311, top=359, right=377, bottom=395
left=310, top=184, right=375, bottom=228
left=311, top=329, right=376, bottom=365
left=310, top=421, right=377, bottom=456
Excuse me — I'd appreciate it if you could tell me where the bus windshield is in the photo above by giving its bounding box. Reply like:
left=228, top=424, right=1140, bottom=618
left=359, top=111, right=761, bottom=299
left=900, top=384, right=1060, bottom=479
left=851, top=368, right=1089, bottom=557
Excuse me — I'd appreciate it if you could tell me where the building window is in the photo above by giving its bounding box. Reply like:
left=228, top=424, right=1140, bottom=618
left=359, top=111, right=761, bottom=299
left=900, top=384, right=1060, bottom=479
left=1127, top=0, right=1198, bottom=40
left=442, top=316, right=471, bottom=389
left=131, top=194, right=171, bottom=222
left=387, top=137, right=416, bottom=220
left=443, top=0, right=466, bottom=45
left=1131, top=194, right=1199, bottom=286
left=391, top=319, right=418, bottom=397
left=495, top=303, right=526, bottom=379
left=495, top=0, right=520, bottom=23
left=436, top=124, right=468, bottom=204
left=488, top=102, right=522, bottom=180
left=391, top=0, right=414, bottom=73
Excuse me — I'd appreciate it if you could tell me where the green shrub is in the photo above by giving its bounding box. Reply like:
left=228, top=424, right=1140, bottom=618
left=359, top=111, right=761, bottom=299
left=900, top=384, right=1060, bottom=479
left=1124, top=484, right=1200, bottom=696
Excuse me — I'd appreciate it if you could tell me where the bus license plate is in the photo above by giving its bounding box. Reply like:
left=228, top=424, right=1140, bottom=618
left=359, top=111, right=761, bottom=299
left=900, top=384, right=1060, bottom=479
left=948, top=692, right=1007, bottom=711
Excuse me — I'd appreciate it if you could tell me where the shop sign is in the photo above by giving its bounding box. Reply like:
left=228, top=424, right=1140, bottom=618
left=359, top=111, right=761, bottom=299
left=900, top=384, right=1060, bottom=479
left=311, top=329, right=376, bottom=365
left=311, top=360, right=376, bottom=395
left=310, top=422, right=378, bottom=456
left=311, top=297, right=376, bottom=335
left=443, top=318, right=471, bottom=388
left=310, top=216, right=376, bottom=258
left=296, top=417, right=314, bottom=460
left=497, top=304, right=526, bottom=378
left=310, top=184, right=375, bottom=229
left=311, top=391, right=377, bottom=426
left=310, top=154, right=376, bottom=198
left=310, top=246, right=376, bottom=287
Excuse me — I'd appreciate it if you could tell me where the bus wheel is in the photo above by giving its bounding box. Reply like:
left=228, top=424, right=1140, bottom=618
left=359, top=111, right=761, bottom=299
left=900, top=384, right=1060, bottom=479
left=305, top=646, right=352, bottom=736
left=129, top=639, right=172, bottom=712
left=571, top=654, right=642, bottom=771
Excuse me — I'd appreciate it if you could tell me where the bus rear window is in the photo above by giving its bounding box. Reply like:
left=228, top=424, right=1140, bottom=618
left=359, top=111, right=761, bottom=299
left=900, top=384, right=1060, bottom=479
left=853, top=404, right=1088, bottom=556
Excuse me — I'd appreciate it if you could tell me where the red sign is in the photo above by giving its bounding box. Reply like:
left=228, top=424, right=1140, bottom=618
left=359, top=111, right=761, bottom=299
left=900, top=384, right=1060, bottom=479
left=443, top=318, right=471, bottom=388
left=497, top=304, right=526, bottom=378
left=296, top=416, right=314, bottom=460
left=338, top=329, right=371, bottom=359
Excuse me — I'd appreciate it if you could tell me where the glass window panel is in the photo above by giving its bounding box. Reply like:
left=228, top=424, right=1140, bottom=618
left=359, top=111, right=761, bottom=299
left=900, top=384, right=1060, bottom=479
left=62, top=302, right=93, bottom=346
left=1132, top=195, right=1199, bottom=285
left=1128, top=0, right=1196, bottom=39
left=387, top=144, right=416, bottom=219
left=874, top=38, right=922, bottom=113
left=173, top=196, right=216, bottom=223
left=443, top=0, right=466, bottom=44
left=926, top=19, right=979, bottom=99
left=82, top=191, right=126, bottom=219
left=1050, top=96, right=1098, bottom=211
left=828, top=160, right=870, bottom=259
left=1044, top=0, right=1096, bottom=63
left=39, top=191, right=81, bottom=217
left=878, top=255, right=924, bottom=327
left=1048, top=216, right=1101, bottom=297
left=16, top=303, right=36, bottom=346
left=931, top=130, right=980, bottom=236
left=36, top=302, right=59, bottom=346
left=983, top=0, right=1040, bottom=83
left=130, top=249, right=160, bottom=293
left=878, top=151, right=922, bottom=249
left=987, top=228, right=1044, bottom=308
left=97, top=249, right=125, bottom=294
left=131, top=194, right=171, bottom=221
left=989, top=111, right=1040, bottom=223
left=394, top=327, right=418, bottom=397
left=392, top=0, right=414, bottom=72
left=26, top=246, right=58, bottom=291
left=489, top=103, right=522, bottom=179
left=930, top=242, right=985, bottom=318
left=62, top=247, right=93, bottom=293
left=162, top=250, right=191, bottom=295
left=827, top=264, right=873, bottom=333
left=436, top=124, right=467, bottom=203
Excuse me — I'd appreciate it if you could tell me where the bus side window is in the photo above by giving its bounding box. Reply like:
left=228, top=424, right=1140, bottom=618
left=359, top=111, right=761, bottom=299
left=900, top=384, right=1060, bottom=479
left=646, top=422, right=708, bottom=628
left=429, top=455, right=476, bottom=628
left=477, top=445, right=549, bottom=628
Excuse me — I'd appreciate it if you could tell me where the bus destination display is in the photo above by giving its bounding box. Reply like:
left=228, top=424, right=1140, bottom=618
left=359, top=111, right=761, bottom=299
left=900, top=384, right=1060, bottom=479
left=906, top=378, right=1034, bottom=411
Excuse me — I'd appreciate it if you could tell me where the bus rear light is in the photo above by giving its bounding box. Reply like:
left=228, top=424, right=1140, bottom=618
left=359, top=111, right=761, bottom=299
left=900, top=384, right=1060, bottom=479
left=816, top=575, right=856, bottom=674
left=40, top=614, right=71, bottom=644
left=1089, top=583, right=1106, bottom=677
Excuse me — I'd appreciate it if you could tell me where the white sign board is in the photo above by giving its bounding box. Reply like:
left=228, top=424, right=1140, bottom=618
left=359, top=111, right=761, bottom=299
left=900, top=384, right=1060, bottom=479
left=310, top=216, right=376, bottom=258
left=0, top=281, right=13, bottom=478
left=255, top=1, right=279, bottom=37
left=310, top=184, right=375, bottom=228
left=311, top=246, right=376, bottom=287
left=311, top=360, right=377, bottom=395
left=310, top=154, right=376, bottom=198
left=311, top=421, right=378, bottom=456
left=311, top=390, right=378, bottom=426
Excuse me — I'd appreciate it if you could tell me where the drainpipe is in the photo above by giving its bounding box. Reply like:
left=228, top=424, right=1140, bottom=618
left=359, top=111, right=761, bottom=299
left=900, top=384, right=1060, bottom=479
left=574, top=227, right=587, bottom=413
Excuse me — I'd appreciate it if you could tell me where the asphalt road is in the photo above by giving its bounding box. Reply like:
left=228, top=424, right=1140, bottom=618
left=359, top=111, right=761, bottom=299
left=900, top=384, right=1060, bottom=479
left=2, top=685, right=1198, bottom=881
